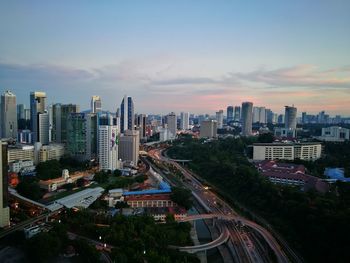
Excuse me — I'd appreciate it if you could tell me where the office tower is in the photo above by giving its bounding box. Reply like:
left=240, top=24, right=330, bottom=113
left=0, top=141, right=10, bottom=227
left=318, top=111, right=325, bottom=124
left=200, top=120, right=218, bottom=138
left=136, top=114, right=147, bottom=140
left=91, top=96, right=102, bottom=113
left=216, top=110, right=224, bottom=129
left=252, top=107, right=266, bottom=124
left=285, top=106, right=297, bottom=129
left=266, top=109, right=273, bottom=124
left=278, top=114, right=285, bottom=124
left=241, top=102, right=253, bottom=136
left=180, top=112, right=189, bottom=130
left=52, top=104, right=80, bottom=143
left=17, top=104, right=25, bottom=120
left=30, top=91, right=47, bottom=143
left=166, top=112, right=177, bottom=139
left=234, top=106, right=241, bottom=121
left=120, top=95, right=134, bottom=133
left=99, top=125, right=119, bottom=171
left=24, top=109, right=30, bottom=120
left=227, top=106, right=234, bottom=123
left=38, top=112, right=49, bottom=145
left=119, top=130, right=140, bottom=166
left=1, top=91, right=17, bottom=139
left=67, top=113, right=97, bottom=161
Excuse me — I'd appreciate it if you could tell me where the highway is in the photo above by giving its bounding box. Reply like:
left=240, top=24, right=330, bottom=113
left=148, top=147, right=291, bottom=263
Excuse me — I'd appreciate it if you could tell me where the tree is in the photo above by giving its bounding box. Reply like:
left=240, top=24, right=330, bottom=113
left=113, top=169, right=122, bottom=177
left=93, top=171, right=109, bottom=183
left=257, top=132, right=274, bottom=143
left=115, top=201, right=130, bottom=209
left=36, top=160, right=62, bottom=180
left=16, top=177, right=42, bottom=200
left=170, top=187, right=193, bottom=210
left=76, top=178, right=85, bottom=187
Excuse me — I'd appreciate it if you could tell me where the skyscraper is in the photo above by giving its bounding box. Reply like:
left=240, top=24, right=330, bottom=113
left=136, top=114, right=147, bottom=140
left=119, top=130, right=140, bottom=166
left=180, top=112, right=189, bottom=130
left=38, top=112, right=49, bottom=145
left=17, top=104, right=25, bottom=120
left=1, top=91, right=17, bottom=139
left=234, top=106, right=241, bottom=121
left=227, top=106, right=234, bottom=123
left=285, top=106, right=297, bottom=129
left=120, top=95, right=134, bottom=133
left=30, top=91, right=46, bottom=143
left=91, top=96, right=102, bottom=113
left=0, top=141, right=10, bottom=227
left=67, top=113, right=97, bottom=161
left=200, top=120, right=218, bottom=138
left=216, top=110, right=224, bottom=129
left=252, top=107, right=266, bottom=124
left=99, top=125, right=119, bottom=171
left=241, top=102, right=253, bottom=136
left=166, top=112, right=177, bottom=139
left=52, top=104, right=80, bottom=143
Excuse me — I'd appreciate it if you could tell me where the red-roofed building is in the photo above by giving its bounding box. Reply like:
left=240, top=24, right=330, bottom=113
left=255, top=160, right=329, bottom=193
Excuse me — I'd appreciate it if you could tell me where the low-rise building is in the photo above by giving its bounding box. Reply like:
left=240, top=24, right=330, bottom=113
left=38, top=143, right=65, bottom=163
left=124, top=193, right=176, bottom=208
left=253, top=142, right=322, bottom=161
left=39, top=169, right=84, bottom=192
left=317, top=126, right=350, bottom=142
left=9, top=160, right=35, bottom=173
left=144, top=207, right=187, bottom=222
left=8, top=144, right=34, bottom=163
left=255, top=160, right=329, bottom=192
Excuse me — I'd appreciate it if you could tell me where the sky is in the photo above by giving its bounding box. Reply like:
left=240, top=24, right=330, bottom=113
left=0, top=0, right=350, bottom=115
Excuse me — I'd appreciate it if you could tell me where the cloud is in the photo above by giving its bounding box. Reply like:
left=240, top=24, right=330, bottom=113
left=0, top=60, right=350, bottom=114
left=231, top=64, right=350, bottom=88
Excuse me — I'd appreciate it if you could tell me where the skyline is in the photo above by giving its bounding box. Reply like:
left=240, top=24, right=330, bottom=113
left=1, top=1, right=350, bottom=115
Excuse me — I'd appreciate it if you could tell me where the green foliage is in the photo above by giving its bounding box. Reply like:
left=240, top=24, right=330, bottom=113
left=115, top=201, right=130, bottom=209
left=71, top=239, right=101, bottom=263
left=25, top=232, right=64, bottom=262
left=170, top=187, right=193, bottom=210
left=93, top=171, right=109, bottom=183
left=134, top=174, right=147, bottom=183
left=168, top=138, right=350, bottom=263
left=16, top=177, right=42, bottom=200
left=61, top=210, right=198, bottom=263
left=113, top=169, right=122, bottom=176
left=257, top=132, right=274, bottom=143
left=36, top=160, right=62, bottom=180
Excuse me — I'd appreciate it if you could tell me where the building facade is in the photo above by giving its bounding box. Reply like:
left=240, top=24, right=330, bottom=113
left=120, top=95, right=134, bottom=133
left=285, top=106, right=297, bottom=129
left=253, top=142, right=322, bottom=161
left=215, top=110, right=224, bottom=129
left=1, top=91, right=17, bottom=139
left=52, top=104, right=80, bottom=143
left=119, top=130, right=140, bottom=166
left=0, top=141, right=10, bottom=227
left=91, top=95, right=102, bottom=113
left=166, top=112, right=177, bottom=139
left=319, top=126, right=350, bottom=142
left=67, top=113, right=97, bottom=161
left=38, top=112, right=49, bottom=145
left=241, top=102, right=253, bottom=136
left=99, top=125, right=119, bottom=171
left=180, top=112, right=189, bottom=130
left=30, top=91, right=47, bottom=143
left=200, top=120, right=217, bottom=138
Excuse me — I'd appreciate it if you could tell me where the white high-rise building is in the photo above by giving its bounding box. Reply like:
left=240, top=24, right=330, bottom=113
left=0, top=141, right=10, bottom=227
left=253, top=107, right=266, bottom=123
left=99, top=125, right=119, bottom=171
left=91, top=96, right=102, bottom=113
left=1, top=90, right=17, bottom=139
left=180, top=112, right=189, bottom=130
left=119, top=130, right=140, bottom=166
left=216, top=110, right=224, bottom=129
left=166, top=112, right=177, bottom=139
